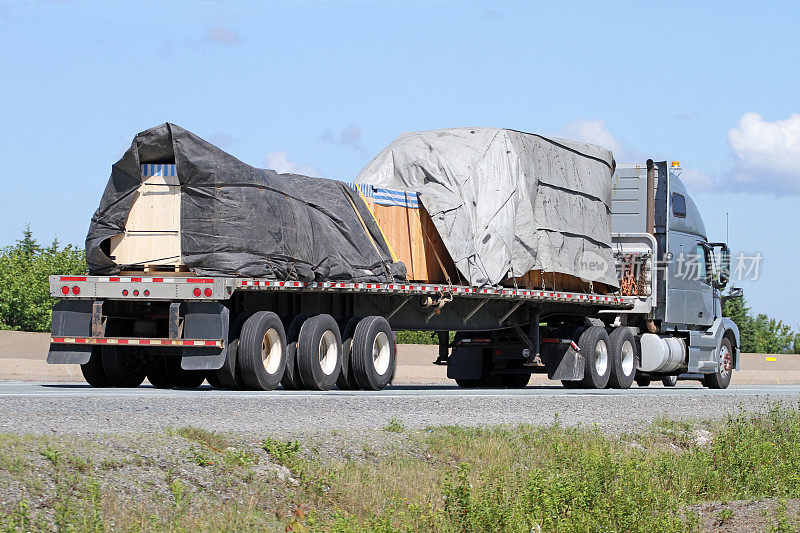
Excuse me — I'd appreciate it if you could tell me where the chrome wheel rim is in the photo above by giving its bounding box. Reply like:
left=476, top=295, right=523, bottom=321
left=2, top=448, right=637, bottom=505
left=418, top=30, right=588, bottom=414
left=718, top=344, right=731, bottom=379
left=595, top=340, right=608, bottom=376
left=372, top=332, right=391, bottom=375
left=261, top=328, right=282, bottom=375
left=318, top=330, right=338, bottom=375
left=621, top=340, right=634, bottom=376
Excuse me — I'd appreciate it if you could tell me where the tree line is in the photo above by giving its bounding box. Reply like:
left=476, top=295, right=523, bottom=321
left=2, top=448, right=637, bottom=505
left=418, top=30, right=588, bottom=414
left=0, top=228, right=798, bottom=354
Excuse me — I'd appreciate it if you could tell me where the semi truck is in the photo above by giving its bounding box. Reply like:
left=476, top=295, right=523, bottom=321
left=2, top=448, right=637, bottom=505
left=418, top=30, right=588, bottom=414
left=47, top=159, right=740, bottom=391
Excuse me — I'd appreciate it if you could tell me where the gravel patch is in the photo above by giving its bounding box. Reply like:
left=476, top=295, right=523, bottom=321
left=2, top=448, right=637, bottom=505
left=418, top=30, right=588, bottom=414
left=0, top=384, right=797, bottom=436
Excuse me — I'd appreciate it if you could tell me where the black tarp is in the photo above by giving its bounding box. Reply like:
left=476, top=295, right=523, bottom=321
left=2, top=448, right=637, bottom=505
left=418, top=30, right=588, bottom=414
left=86, top=123, right=406, bottom=282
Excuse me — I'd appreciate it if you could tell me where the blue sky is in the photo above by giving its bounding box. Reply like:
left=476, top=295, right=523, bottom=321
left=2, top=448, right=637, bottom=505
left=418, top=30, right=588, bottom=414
left=1, top=0, right=798, bottom=326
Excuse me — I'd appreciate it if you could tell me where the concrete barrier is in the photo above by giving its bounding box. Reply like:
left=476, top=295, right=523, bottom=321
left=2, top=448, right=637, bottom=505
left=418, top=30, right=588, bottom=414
left=0, top=330, right=798, bottom=385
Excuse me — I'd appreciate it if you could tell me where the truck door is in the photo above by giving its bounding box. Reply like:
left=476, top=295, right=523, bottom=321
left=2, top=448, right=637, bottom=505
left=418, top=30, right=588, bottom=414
left=685, top=243, right=714, bottom=326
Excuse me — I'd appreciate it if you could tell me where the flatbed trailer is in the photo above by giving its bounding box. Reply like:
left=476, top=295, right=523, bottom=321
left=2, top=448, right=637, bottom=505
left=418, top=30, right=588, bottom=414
left=46, top=160, right=741, bottom=391
left=47, top=273, right=634, bottom=390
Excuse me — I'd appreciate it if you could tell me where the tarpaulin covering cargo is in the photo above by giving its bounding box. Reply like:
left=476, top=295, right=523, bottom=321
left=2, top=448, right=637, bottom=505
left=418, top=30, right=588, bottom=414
left=355, top=128, right=619, bottom=289
left=86, top=123, right=406, bottom=282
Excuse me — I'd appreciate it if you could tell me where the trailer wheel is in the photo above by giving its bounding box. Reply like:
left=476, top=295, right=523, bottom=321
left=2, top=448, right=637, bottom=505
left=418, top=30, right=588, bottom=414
left=662, top=375, right=678, bottom=387
left=205, top=371, right=223, bottom=389
left=239, top=311, right=288, bottom=391
left=337, top=317, right=361, bottom=390
left=281, top=314, right=308, bottom=390
left=607, top=327, right=637, bottom=389
left=635, top=378, right=651, bottom=387
left=297, top=314, right=342, bottom=391
left=350, top=316, right=396, bottom=391
left=167, top=359, right=206, bottom=389
left=501, top=373, right=530, bottom=388
left=703, top=337, right=733, bottom=389
left=577, top=326, right=611, bottom=389
left=80, top=347, right=110, bottom=387
left=145, top=356, right=174, bottom=389
left=102, top=347, right=146, bottom=388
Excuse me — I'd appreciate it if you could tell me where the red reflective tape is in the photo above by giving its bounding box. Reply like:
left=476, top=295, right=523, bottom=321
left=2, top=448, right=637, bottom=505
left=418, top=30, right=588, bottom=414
left=60, top=276, right=86, bottom=282
left=152, top=278, right=164, bottom=282
left=571, top=341, right=580, bottom=351
left=109, top=277, right=121, bottom=282
left=117, top=339, right=129, bottom=345
left=541, top=338, right=559, bottom=343
left=97, top=338, right=108, bottom=344
left=52, top=337, right=65, bottom=343
left=187, top=278, right=213, bottom=283
left=139, top=339, right=150, bottom=345
left=204, top=340, right=217, bottom=346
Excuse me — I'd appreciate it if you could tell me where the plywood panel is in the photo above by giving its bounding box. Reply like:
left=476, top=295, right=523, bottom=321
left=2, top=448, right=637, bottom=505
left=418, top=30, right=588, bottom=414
left=362, top=197, right=458, bottom=283
left=109, top=172, right=182, bottom=267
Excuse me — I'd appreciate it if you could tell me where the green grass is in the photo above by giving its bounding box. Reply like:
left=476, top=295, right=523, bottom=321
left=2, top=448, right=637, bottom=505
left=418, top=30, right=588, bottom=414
left=2, top=402, right=800, bottom=531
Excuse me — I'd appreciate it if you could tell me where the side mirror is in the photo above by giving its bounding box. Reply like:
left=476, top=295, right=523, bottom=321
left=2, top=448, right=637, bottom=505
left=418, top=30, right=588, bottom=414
left=709, top=243, right=730, bottom=290
left=729, top=286, right=743, bottom=298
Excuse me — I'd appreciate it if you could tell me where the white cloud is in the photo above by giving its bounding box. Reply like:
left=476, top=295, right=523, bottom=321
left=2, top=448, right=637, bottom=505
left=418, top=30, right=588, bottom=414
left=321, top=124, right=368, bottom=156
left=265, top=151, right=321, bottom=177
left=726, top=112, right=800, bottom=195
left=678, top=169, right=716, bottom=193
left=561, top=119, right=647, bottom=162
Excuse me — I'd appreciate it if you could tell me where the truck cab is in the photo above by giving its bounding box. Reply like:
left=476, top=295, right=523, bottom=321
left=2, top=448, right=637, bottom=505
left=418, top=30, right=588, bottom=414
left=611, top=160, right=739, bottom=387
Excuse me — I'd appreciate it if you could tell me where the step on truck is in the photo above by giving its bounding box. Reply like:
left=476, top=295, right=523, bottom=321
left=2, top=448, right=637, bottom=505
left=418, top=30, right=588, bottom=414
left=47, top=159, right=740, bottom=391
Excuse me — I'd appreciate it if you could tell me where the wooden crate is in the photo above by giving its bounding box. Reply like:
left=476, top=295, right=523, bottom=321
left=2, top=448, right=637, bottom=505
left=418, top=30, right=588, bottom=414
left=109, top=164, right=182, bottom=268
left=361, top=196, right=458, bottom=284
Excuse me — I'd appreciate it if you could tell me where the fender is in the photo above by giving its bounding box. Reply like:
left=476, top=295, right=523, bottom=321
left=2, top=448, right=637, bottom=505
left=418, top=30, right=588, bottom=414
left=706, top=317, right=741, bottom=370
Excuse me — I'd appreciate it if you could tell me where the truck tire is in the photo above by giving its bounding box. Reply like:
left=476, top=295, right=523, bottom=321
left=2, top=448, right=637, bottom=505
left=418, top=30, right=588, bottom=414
left=214, top=312, right=252, bottom=390
left=167, top=359, right=206, bottom=389
left=703, top=337, right=733, bottom=389
left=102, top=347, right=146, bottom=388
left=145, top=355, right=174, bottom=389
left=238, top=311, right=288, bottom=391
left=281, top=314, right=308, bottom=390
left=662, top=375, right=678, bottom=387
left=577, top=326, right=611, bottom=389
left=337, top=317, right=361, bottom=390
left=635, top=378, right=651, bottom=387
left=81, top=347, right=110, bottom=387
left=350, top=316, right=396, bottom=391
left=607, top=327, right=637, bottom=389
left=501, top=373, right=530, bottom=388
left=297, top=314, right=342, bottom=391
left=205, top=371, right=223, bottom=389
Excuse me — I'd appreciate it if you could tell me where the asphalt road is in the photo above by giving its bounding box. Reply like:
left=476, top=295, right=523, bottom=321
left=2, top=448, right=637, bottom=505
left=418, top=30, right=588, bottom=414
left=1, top=382, right=798, bottom=435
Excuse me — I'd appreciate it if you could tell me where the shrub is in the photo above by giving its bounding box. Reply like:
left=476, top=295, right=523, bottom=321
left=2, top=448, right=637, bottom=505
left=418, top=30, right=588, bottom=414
left=0, top=227, right=86, bottom=332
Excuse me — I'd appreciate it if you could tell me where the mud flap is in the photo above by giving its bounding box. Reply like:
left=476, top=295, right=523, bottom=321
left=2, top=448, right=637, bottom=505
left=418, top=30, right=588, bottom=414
left=543, top=342, right=584, bottom=381
left=47, top=300, right=94, bottom=364
left=446, top=346, right=484, bottom=379
left=181, top=302, right=229, bottom=371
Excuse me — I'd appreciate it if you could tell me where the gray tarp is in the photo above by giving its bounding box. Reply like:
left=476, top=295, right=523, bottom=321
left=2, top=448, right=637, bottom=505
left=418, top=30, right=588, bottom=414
left=86, top=123, right=406, bottom=282
left=355, top=128, right=618, bottom=288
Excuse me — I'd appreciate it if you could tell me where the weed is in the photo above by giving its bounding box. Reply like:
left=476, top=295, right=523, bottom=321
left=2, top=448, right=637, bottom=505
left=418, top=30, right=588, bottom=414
left=175, top=427, right=228, bottom=451
left=68, top=454, right=93, bottom=473
left=716, top=508, right=734, bottom=525
left=189, top=447, right=215, bottom=467
left=261, top=437, right=301, bottom=466
left=384, top=417, right=405, bottom=433
left=39, top=446, right=61, bottom=467
left=224, top=448, right=258, bottom=468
